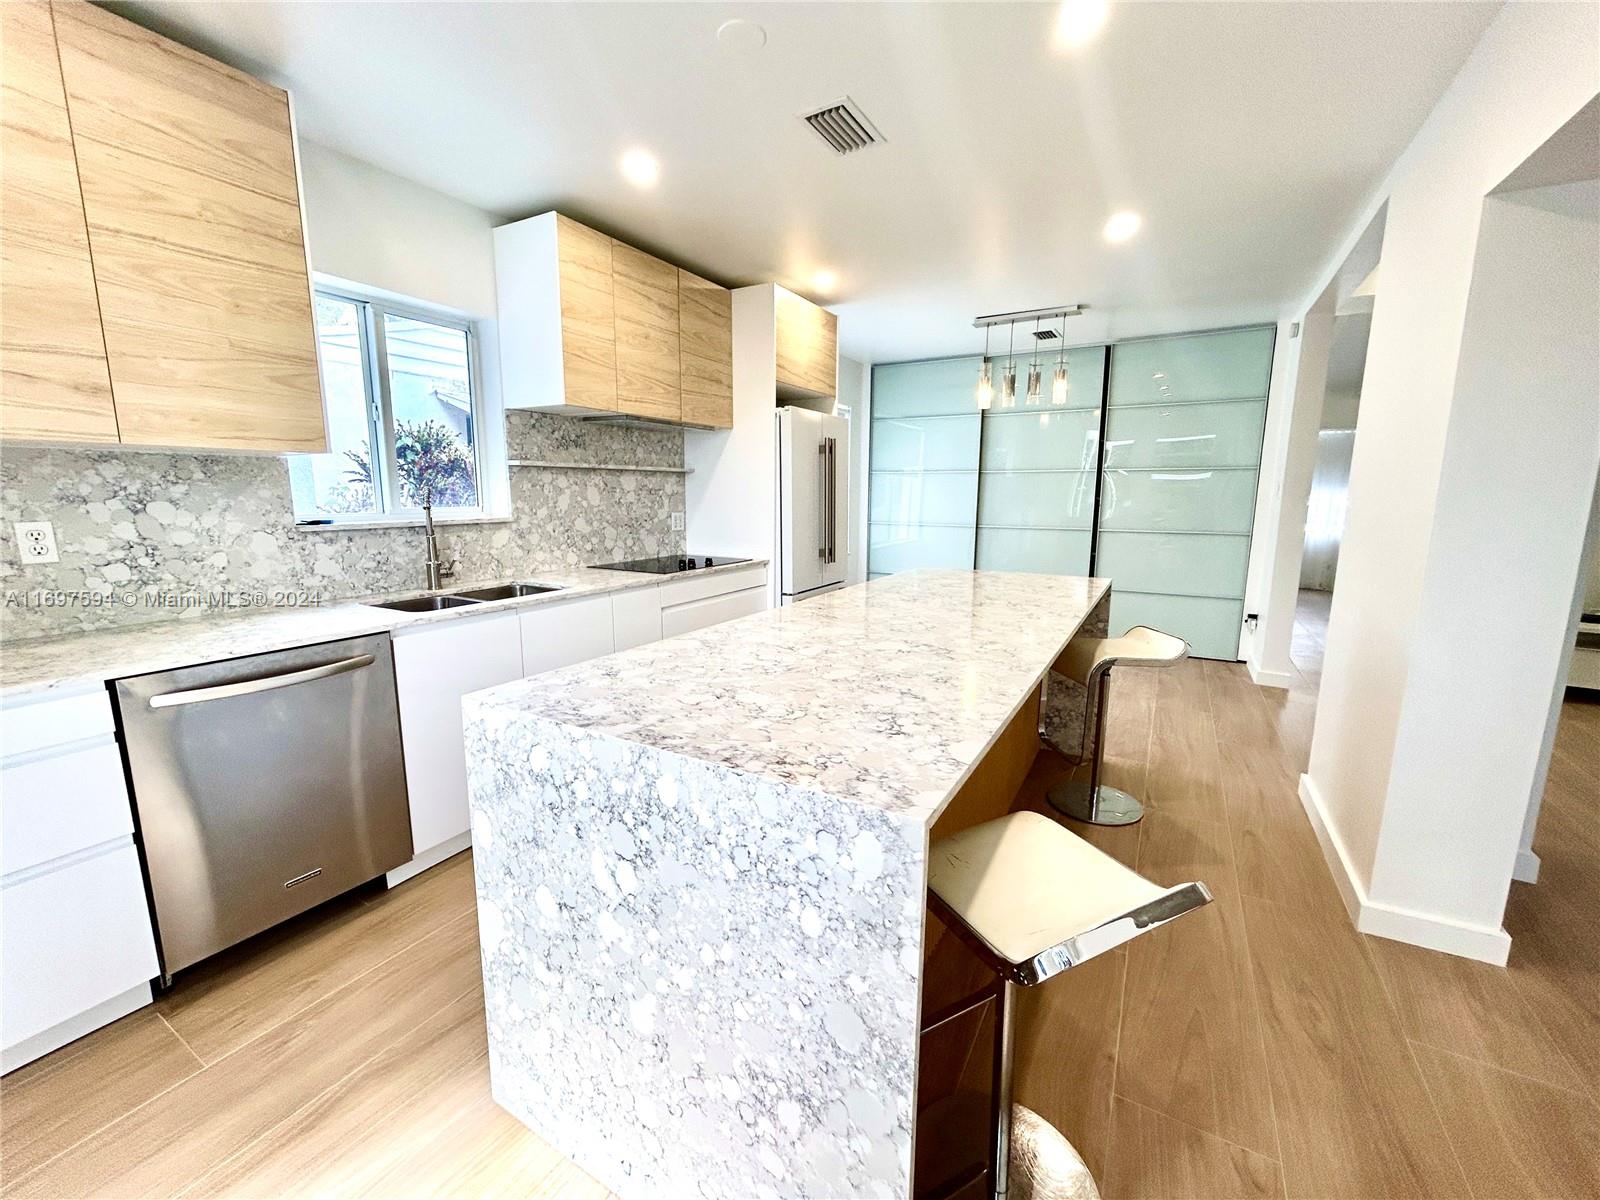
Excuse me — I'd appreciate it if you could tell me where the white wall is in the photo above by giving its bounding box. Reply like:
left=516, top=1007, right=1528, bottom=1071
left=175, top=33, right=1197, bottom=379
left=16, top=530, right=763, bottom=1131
left=836, top=355, right=870, bottom=585
left=685, top=286, right=779, bottom=595
left=297, top=142, right=498, bottom=318
left=1371, top=182, right=1598, bottom=946
left=1287, top=1, right=1600, bottom=962
left=1243, top=313, right=1333, bottom=685
left=296, top=141, right=509, bottom=511
left=1300, top=430, right=1355, bottom=591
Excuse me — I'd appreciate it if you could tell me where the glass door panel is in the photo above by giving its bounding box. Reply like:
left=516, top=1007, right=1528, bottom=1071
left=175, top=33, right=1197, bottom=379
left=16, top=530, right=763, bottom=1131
left=872, top=355, right=986, bottom=418
left=1095, top=531, right=1251, bottom=599
left=977, top=528, right=1089, bottom=573
left=1095, top=327, right=1274, bottom=658
left=868, top=360, right=983, bottom=577
left=1108, top=592, right=1247, bottom=662
left=1107, top=326, right=1275, bottom=406
left=1104, top=399, right=1267, bottom=469
left=1097, top=467, right=1261, bottom=534
left=975, top=345, right=1105, bottom=576
left=871, top=471, right=979, bottom=527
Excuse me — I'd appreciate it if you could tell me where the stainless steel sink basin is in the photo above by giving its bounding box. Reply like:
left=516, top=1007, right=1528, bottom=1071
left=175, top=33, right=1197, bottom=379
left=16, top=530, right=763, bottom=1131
left=450, top=582, right=563, bottom=602
left=372, top=594, right=483, bottom=612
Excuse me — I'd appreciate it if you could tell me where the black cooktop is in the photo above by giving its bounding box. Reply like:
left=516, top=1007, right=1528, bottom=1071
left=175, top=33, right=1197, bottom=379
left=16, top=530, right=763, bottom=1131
left=593, top=555, right=752, bottom=575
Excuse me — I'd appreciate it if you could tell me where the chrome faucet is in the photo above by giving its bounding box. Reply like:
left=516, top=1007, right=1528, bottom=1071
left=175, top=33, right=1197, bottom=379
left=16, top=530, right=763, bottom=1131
left=422, top=501, right=457, bottom=590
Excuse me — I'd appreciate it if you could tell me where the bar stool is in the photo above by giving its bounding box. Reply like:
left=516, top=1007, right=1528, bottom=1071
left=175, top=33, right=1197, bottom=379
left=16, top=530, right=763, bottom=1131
left=927, top=810, right=1212, bottom=1200
left=1048, top=626, right=1188, bottom=826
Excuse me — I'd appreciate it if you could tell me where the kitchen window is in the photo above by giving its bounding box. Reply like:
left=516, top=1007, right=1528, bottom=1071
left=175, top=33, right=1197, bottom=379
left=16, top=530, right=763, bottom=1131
left=289, top=288, right=487, bottom=522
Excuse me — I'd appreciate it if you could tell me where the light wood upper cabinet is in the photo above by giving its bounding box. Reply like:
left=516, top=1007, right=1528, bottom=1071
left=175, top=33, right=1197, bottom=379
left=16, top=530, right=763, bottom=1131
left=46, top=0, right=325, bottom=452
left=495, top=212, right=735, bottom=429
left=0, top=1, right=118, bottom=443
left=554, top=215, right=617, bottom=411
left=679, top=269, right=733, bottom=429
left=775, top=287, right=838, bottom=398
left=494, top=213, right=618, bottom=413
left=611, top=241, right=680, bottom=422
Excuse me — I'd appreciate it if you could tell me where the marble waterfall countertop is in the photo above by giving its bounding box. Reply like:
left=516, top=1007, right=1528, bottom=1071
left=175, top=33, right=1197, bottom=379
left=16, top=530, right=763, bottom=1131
left=0, top=560, right=765, bottom=699
left=463, top=569, right=1111, bottom=1200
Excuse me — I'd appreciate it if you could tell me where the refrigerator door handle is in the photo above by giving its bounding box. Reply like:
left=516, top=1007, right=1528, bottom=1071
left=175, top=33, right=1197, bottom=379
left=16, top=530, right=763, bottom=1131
left=825, top=436, right=839, bottom=565
left=818, top=441, right=829, bottom=561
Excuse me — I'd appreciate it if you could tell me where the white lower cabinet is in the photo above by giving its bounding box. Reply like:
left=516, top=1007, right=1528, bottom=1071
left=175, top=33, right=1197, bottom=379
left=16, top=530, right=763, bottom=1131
left=2, top=843, right=158, bottom=1058
left=391, top=612, right=524, bottom=869
left=389, top=570, right=769, bottom=884
left=659, top=565, right=769, bottom=637
left=611, top=586, right=663, bottom=651
left=520, top=593, right=615, bottom=674
left=661, top=585, right=767, bottom=638
left=1, top=688, right=160, bottom=1073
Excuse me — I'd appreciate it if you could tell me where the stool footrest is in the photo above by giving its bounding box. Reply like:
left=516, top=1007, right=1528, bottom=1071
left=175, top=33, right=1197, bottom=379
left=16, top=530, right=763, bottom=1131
left=1017, top=881, right=1212, bottom=984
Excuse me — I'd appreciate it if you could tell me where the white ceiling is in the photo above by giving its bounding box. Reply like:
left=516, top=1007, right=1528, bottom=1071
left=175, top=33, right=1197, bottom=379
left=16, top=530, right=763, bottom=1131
left=120, top=0, right=1500, bottom=364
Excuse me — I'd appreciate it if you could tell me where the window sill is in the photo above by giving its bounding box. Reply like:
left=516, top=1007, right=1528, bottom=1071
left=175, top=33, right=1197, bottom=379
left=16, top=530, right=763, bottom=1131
left=290, top=513, right=513, bottom=534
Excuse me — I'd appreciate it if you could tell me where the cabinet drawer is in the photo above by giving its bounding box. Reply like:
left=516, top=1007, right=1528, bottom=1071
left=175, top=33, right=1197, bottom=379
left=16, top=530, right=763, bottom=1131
left=2, top=688, right=116, bottom=758
left=661, top=586, right=767, bottom=639
left=519, top=595, right=615, bottom=675
left=1, top=840, right=159, bottom=1049
left=1, top=740, right=132, bottom=877
left=657, top=564, right=769, bottom=609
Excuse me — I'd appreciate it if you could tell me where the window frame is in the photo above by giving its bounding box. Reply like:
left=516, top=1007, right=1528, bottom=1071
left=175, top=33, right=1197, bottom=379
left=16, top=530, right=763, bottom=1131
left=295, top=283, right=492, bottom=525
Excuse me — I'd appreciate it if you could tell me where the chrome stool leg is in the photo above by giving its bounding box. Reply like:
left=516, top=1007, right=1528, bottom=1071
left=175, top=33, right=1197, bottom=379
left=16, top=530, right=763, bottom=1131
left=993, top=980, right=1015, bottom=1198
left=1047, top=667, right=1143, bottom=826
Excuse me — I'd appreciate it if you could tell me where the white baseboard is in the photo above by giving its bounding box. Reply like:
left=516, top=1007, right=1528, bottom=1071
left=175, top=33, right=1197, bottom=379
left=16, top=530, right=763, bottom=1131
left=1246, top=660, right=1295, bottom=690
left=2, top=982, right=152, bottom=1075
left=1513, top=848, right=1541, bottom=885
left=386, top=830, right=472, bottom=888
left=1297, top=774, right=1512, bottom=966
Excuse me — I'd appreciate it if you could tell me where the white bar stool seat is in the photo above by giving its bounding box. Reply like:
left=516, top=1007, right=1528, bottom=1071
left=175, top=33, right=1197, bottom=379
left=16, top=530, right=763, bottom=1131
left=927, top=810, right=1211, bottom=1197
left=1049, top=625, right=1188, bottom=826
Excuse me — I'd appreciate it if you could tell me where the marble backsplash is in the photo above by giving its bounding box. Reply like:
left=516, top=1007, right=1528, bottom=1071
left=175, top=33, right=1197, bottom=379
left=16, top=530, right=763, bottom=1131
left=0, top=412, right=686, bottom=642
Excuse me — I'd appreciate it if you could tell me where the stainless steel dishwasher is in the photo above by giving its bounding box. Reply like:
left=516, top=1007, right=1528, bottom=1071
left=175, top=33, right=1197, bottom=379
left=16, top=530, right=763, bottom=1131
left=114, top=633, right=412, bottom=980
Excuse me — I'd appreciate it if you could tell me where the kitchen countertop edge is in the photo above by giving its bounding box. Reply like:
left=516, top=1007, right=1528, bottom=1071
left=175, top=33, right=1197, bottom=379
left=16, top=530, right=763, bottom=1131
left=0, top=560, right=769, bottom=701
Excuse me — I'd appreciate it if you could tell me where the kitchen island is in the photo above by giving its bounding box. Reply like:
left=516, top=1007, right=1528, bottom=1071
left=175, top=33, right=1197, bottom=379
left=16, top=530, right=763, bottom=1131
left=463, top=569, right=1111, bottom=1199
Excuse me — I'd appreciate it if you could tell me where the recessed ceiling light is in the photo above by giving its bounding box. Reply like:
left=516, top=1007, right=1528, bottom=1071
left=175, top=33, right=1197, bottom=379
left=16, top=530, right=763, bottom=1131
left=1103, top=210, right=1142, bottom=243
left=811, top=269, right=839, bottom=294
left=715, top=18, right=767, bottom=50
left=1054, top=0, right=1110, bottom=50
left=619, top=148, right=660, bottom=189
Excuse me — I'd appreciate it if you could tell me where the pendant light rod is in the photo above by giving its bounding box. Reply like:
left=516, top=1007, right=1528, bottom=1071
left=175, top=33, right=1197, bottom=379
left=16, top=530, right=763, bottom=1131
left=973, top=304, right=1087, bottom=329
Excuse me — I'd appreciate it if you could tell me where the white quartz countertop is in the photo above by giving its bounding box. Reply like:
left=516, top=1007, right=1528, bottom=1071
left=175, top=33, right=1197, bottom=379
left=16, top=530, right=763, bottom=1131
left=0, top=560, right=766, bottom=699
left=470, top=569, right=1110, bottom=827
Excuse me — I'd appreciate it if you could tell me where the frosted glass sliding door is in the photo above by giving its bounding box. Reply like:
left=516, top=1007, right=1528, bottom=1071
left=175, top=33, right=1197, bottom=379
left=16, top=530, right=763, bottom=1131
left=975, top=346, right=1106, bottom=575
left=868, top=358, right=981, bottom=577
left=1098, top=326, right=1275, bottom=658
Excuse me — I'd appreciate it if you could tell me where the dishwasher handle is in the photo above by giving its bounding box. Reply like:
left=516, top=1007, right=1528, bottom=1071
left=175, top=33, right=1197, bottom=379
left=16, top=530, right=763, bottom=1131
left=147, top=653, right=377, bottom=710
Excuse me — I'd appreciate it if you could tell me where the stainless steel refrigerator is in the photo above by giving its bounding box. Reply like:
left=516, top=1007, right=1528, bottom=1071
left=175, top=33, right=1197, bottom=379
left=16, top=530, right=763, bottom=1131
left=777, top=405, right=849, bottom=604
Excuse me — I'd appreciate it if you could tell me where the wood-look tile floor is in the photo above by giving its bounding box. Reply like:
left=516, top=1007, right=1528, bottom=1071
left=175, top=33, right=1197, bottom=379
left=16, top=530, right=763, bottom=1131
left=1012, top=590, right=1599, bottom=1200
left=3, top=589, right=1595, bottom=1199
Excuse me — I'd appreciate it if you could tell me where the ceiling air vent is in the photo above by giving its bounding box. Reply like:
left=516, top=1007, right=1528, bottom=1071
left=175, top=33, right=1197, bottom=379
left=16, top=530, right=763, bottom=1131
left=1033, top=328, right=1060, bottom=341
left=801, top=96, right=884, bottom=155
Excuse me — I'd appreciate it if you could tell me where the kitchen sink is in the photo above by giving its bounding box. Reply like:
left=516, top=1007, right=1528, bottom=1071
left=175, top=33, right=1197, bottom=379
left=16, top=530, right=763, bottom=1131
left=371, top=594, right=483, bottom=612
left=450, top=582, right=563, bottom=602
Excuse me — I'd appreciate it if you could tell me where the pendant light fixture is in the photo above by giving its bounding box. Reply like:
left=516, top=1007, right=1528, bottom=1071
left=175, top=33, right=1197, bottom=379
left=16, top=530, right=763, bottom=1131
left=1000, top=322, right=1018, bottom=408
left=976, top=324, right=993, bottom=410
left=972, top=304, right=1088, bottom=411
left=1051, top=312, right=1070, bottom=406
left=1025, top=318, right=1044, bottom=406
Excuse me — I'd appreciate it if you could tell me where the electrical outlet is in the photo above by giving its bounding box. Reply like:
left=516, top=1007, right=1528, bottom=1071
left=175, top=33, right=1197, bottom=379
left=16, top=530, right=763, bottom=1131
left=13, top=521, right=59, bottom=564
left=670, top=511, right=685, bottom=533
